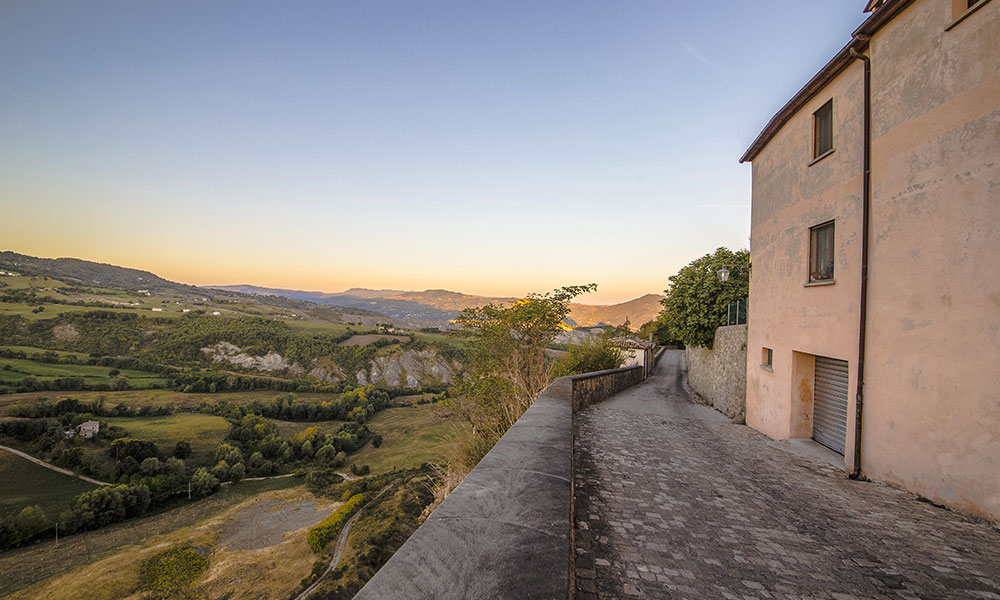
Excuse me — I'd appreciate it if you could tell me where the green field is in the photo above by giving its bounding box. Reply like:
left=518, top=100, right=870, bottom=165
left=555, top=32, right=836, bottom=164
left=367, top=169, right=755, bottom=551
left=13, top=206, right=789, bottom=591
left=103, top=414, right=231, bottom=467
left=0, top=346, right=90, bottom=360
left=0, top=276, right=69, bottom=290
left=0, top=451, right=98, bottom=519
left=268, top=419, right=346, bottom=440
left=0, top=302, right=115, bottom=321
left=0, top=389, right=344, bottom=415
left=284, top=320, right=355, bottom=336
left=349, top=405, right=468, bottom=475
left=0, top=357, right=171, bottom=389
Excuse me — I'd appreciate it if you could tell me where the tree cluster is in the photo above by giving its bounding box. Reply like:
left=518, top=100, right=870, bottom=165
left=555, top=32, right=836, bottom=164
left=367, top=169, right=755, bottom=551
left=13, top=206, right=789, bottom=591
left=659, top=247, right=749, bottom=348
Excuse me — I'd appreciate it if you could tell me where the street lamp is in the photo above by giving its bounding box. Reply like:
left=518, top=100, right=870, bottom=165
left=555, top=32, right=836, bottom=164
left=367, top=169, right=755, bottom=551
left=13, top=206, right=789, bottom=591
left=717, top=267, right=731, bottom=282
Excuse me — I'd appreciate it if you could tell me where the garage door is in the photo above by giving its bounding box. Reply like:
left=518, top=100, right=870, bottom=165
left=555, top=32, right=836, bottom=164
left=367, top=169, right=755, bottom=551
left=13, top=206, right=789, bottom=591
left=813, top=356, right=849, bottom=454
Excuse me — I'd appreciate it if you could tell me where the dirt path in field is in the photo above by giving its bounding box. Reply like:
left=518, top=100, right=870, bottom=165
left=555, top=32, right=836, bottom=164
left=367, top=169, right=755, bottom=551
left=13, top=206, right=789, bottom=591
left=221, top=473, right=298, bottom=486
left=0, top=444, right=109, bottom=486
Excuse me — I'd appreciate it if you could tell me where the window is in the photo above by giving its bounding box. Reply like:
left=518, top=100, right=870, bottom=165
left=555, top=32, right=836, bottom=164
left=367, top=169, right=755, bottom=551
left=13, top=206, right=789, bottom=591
left=809, top=221, right=835, bottom=282
left=949, top=0, right=991, bottom=28
left=813, top=100, right=833, bottom=159
left=762, top=347, right=773, bottom=370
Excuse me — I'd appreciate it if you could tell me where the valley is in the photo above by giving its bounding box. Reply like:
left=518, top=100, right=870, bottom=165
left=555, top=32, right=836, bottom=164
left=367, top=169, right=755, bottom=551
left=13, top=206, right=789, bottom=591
left=0, top=250, right=659, bottom=599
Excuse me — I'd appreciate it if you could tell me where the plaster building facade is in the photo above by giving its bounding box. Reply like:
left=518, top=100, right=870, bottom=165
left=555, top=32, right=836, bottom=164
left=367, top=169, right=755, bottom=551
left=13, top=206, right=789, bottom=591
left=740, top=0, right=999, bottom=520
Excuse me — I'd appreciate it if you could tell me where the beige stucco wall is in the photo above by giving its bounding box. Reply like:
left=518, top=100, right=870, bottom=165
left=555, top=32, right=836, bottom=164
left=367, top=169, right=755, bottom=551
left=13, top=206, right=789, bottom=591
left=746, top=0, right=1000, bottom=520
left=746, top=59, right=865, bottom=450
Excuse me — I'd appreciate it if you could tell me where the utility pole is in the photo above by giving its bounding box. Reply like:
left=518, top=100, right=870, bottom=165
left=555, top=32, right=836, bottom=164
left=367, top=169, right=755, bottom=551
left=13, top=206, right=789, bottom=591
left=188, top=481, right=191, bottom=500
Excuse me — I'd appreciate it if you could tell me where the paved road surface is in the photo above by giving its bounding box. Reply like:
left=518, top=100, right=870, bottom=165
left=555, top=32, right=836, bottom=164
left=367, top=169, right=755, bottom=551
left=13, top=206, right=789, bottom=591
left=573, top=350, right=1000, bottom=600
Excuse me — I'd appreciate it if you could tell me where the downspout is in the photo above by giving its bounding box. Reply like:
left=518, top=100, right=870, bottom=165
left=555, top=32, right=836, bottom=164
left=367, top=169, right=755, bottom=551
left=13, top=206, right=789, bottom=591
left=848, top=42, right=870, bottom=480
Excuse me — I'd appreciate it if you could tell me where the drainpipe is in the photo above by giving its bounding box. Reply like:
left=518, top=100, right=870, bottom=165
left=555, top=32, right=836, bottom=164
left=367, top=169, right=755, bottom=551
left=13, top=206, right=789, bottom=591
left=848, top=43, right=870, bottom=480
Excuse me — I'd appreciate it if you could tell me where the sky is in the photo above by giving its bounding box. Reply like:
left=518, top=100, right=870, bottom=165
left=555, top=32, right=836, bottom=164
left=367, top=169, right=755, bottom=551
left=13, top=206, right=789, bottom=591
left=0, top=1, right=869, bottom=304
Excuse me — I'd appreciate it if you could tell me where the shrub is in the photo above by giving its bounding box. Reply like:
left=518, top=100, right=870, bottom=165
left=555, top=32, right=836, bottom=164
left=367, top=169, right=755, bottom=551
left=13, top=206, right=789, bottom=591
left=140, top=545, right=209, bottom=599
left=552, top=329, right=625, bottom=377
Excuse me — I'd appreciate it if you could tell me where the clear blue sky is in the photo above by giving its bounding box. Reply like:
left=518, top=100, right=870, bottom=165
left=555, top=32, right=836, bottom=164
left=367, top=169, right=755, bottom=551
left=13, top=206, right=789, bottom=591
left=0, top=1, right=868, bottom=304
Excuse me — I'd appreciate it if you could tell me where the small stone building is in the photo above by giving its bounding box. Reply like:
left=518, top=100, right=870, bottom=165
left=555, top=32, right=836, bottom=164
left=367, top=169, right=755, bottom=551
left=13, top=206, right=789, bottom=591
left=611, top=337, right=656, bottom=379
left=76, top=420, right=100, bottom=438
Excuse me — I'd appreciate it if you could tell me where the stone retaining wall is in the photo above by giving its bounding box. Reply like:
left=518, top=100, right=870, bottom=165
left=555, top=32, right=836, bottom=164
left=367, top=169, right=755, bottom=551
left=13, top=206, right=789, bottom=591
left=685, top=324, right=747, bottom=420
left=354, top=365, right=646, bottom=599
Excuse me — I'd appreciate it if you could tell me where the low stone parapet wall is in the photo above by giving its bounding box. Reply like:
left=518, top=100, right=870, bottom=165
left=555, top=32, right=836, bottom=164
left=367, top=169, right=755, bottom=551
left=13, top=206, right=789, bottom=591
left=569, top=365, right=644, bottom=412
left=354, top=366, right=645, bottom=599
left=686, top=324, right=747, bottom=420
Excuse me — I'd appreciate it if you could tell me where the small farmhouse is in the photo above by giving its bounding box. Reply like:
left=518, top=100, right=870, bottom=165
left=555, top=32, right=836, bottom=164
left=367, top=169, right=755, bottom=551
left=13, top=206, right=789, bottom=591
left=76, top=420, right=100, bottom=438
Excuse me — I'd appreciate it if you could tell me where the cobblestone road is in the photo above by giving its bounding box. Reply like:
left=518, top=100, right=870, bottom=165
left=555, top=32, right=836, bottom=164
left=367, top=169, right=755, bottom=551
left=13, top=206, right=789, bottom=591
left=573, top=350, right=1000, bottom=600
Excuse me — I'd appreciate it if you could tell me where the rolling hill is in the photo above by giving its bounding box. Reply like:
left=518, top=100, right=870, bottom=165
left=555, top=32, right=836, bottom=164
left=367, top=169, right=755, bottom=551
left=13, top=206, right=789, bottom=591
left=211, top=285, right=664, bottom=328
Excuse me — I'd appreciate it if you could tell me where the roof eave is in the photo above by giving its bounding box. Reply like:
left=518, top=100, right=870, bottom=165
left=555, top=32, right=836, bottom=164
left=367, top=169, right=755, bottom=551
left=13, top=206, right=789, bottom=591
left=738, top=0, right=915, bottom=164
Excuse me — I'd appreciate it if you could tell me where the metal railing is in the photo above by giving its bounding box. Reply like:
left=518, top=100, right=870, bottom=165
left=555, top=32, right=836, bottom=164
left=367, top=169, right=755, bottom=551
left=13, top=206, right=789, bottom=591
left=726, top=298, right=747, bottom=325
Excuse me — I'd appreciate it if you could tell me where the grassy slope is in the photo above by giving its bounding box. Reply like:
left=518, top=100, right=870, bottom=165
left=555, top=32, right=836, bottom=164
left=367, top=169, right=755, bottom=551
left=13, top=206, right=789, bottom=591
left=0, top=276, right=68, bottom=290
left=350, top=405, right=468, bottom=475
left=0, top=358, right=169, bottom=388
left=0, top=451, right=98, bottom=518
left=0, top=477, right=302, bottom=598
left=103, top=414, right=231, bottom=467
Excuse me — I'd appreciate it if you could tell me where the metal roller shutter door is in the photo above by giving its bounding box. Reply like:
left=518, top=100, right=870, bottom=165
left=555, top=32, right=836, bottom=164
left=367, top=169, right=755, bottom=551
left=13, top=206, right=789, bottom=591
left=813, top=356, right=849, bottom=455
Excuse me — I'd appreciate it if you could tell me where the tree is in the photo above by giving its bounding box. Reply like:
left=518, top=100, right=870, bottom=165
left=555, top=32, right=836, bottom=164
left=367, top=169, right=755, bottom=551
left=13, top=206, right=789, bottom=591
left=212, top=460, right=230, bottom=481
left=172, top=441, right=192, bottom=459
left=660, top=247, right=749, bottom=348
left=229, top=462, right=246, bottom=482
left=450, top=284, right=596, bottom=469
left=552, top=328, right=625, bottom=377
left=139, top=457, right=162, bottom=476
left=637, top=316, right=677, bottom=346
left=14, top=506, right=49, bottom=543
left=190, top=468, right=220, bottom=497
left=314, top=445, right=336, bottom=465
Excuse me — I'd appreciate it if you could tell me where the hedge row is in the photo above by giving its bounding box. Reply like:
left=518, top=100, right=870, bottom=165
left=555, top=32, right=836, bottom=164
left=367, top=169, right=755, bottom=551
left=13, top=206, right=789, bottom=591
left=306, top=492, right=370, bottom=553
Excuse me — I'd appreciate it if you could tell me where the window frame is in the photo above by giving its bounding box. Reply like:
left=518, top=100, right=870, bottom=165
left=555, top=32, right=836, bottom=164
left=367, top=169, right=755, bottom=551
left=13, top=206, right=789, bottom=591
left=808, top=220, right=835, bottom=283
left=761, top=347, right=774, bottom=371
left=812, top=99, right=834, bottom=160
left=948, top=0, right=992, bottom=30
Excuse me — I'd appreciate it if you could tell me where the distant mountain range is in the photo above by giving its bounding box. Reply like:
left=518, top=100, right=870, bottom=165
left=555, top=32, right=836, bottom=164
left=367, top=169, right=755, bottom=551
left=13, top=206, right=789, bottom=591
left=0, top=251, right=664, bottom=327
left=211, top=284, right=664, bottom=327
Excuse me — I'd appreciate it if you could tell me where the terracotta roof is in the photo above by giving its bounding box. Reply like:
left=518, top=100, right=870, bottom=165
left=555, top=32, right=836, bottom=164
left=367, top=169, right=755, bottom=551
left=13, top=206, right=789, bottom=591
left=739, top=0, right=915, bottom=164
